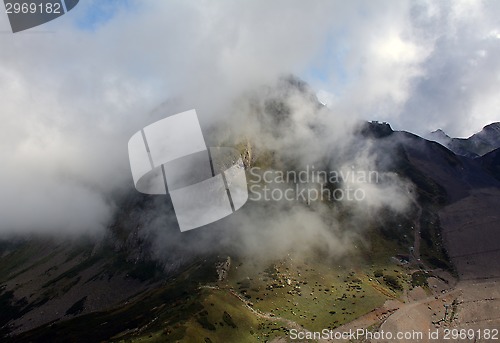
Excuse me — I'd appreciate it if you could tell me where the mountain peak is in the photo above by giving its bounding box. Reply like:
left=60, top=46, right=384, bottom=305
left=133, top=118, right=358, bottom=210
left=427, top=129, right=451, bottom=146
left=428, top=122, right=500, bottom=157
left=432, top=128, right=449, bottom=136
left=480, top=122, right=500, bottom=136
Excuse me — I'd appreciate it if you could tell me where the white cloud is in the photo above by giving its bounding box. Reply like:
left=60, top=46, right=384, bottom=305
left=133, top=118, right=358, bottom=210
left=0, top=0, right=498, bottom=235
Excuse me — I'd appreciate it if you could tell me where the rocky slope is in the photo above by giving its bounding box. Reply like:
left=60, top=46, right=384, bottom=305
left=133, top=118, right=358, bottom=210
left=428, top=122, right=500, bottom=157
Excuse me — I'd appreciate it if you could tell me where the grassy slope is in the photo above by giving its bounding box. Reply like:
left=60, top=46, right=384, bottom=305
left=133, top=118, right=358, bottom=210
left=1, top=127, right=458, bottom=342
left=108, top=224, right=415, bottom=343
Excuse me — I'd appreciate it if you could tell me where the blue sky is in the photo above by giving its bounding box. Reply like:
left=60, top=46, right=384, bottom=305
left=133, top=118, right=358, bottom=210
left=72, top=0, right=134, bottom=31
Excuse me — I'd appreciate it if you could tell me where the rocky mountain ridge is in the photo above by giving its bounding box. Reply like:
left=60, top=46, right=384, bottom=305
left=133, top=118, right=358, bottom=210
left=428, top=122, right=500, bottom=157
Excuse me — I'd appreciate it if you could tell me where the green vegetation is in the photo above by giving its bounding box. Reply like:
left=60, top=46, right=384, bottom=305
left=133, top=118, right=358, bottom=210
left=0, top=128, right=458, bottom=342
left=419, top=208, right=455, bottom=273
left=383, top=274, right=403, bottom=291
left=223, top=311, right=237, bottom=328
left=225, top=253, right=397, bottom=333
left=196, top=312, right=216, bottom=331
left=411, top=271, right=430, bottom=288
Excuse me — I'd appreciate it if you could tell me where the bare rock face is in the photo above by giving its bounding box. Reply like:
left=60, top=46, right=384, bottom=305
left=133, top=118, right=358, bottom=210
left=216, top=256, right=231, bottom=281
left=242, top=140, right=253, bottom=169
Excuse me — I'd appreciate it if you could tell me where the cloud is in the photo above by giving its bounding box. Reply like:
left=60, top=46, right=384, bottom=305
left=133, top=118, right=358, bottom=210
left=312, top=0, right=500, bottom=137
left=140, top=77, right=414, bottom=262
left=0, top=1, right=346, bottom=235
left=0, top=0, right=497, bottom=239
left=399, top=0, right=500, bottom=137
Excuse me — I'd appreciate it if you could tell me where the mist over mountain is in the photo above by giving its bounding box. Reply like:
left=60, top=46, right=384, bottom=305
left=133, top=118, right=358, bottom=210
left=1, top=1, right=500, bottom=341
left=0, top=77, right=499, bottom=341
left=2, top=0, right=500, bottom=240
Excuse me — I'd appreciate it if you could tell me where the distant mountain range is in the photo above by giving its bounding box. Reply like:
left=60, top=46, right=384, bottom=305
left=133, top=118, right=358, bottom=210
left=428, top=122, right=500, bottom=158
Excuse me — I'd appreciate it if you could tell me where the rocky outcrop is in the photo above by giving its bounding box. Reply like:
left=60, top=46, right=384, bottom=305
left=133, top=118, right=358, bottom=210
left=215, top=256, right=231, bottom=281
